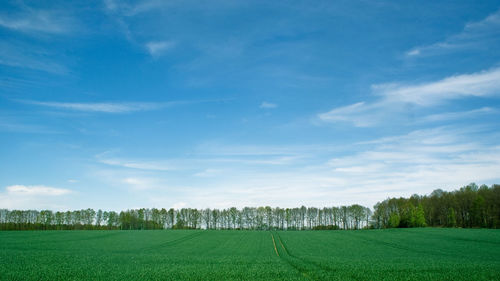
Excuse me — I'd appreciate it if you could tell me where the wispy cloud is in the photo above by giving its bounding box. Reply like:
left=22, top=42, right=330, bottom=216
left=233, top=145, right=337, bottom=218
left=97, top=154, right=300, bottom=172
left=145, top=41, right=176, bottom=57
left=406, top=9, right=500, bottom=57
left=420, top=107, right=495, bottom=123
left=99, top=158, right=175, bottom=171
left=328, top=127, right=500, bottom=193
left=210, top=156, right=301, bottom=166
left=0, top=41, right=69, bottom=74
left=318, top=67, right=500, bottom=127
left=0, top=185, right=74, bottom=210
left=318, top=102, right=380, bottom=127
left=104, top=0, right=169, bottom=16
left=260, top=102, right=278, bottom=109
left=88, top=126, right=500, bottom=209
left=376, top=67, right=500, bottom=106
left=6, top=185, right=72, bottom=196
left=16, top=100, right=200, bottom=113
left=0, top=9, right=75, bottom=35
left=147, top=130, right=500, bottom=209
left=24, top=101, right=162, bottom=113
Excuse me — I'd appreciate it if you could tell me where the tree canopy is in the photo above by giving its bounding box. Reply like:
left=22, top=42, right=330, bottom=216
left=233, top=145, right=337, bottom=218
left=1, top=183, right=498, bottom=231
left=373, top=183, right=500, bottom=228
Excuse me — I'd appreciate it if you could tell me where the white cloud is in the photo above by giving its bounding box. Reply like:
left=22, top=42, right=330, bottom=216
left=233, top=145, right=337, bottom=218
left=377, top=67, right=500, bottom=106
left=406, top=9, right=500, bottom=57
left=98, top=157, right=175, bottom=171
left=96, top=143, right=311, bottom=174
left=260, top=102, right=277, bottom=109
left=139, top=140, right=500, bottom=209
left=325, top=127, right=500, bottom=198
left=6, top=185, right=72, bottom=196
left=317, top=102, right=381, bottom=127
left=196, top=143, right=314, bottom=156
left=23, top=101, right=162, bottom=113
left=318, top=67, right=500, bottom=127
left=171, top=127, right=498, bottom=209
left=421, top=107, right=495, bottom=122
left=17, top=99, right=210, bottom=113
left=0, top=9, right=74, bottom=34
left=98, top=154, right=300, bottom=175
left=406, top=49, right=420, bottom=56
left=84, top=126, right=500, bottom=209
left=104, top=0, right=169, bottom=16
left=0, top=185, right=73, bottom=210
left=145, top=41, right=175, bottom=57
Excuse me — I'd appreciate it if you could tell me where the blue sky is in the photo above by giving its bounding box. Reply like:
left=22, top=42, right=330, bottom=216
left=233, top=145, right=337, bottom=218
left=1, top=0, right=500, bottom=211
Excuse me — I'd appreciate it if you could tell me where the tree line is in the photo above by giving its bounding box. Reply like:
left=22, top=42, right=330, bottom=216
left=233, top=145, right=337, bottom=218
left=0, top=205, right=371, bottom=231
left=373, top=183, right=500, bottom=228
left=1, top=183, right=498, bottom=231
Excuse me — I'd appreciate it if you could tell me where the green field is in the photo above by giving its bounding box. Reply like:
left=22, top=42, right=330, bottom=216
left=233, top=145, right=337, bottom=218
left=1, top=229, right=499, bottom=280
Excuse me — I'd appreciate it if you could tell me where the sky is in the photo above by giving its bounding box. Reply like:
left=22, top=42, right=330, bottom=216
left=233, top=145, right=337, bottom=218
left=1, top=0, right=500, bottom=211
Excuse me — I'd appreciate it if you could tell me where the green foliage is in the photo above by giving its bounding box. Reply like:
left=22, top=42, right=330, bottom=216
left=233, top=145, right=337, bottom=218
left=0, top=205, right=373, bottom=231
left=389, top=213, right=400, bottom=228
left=373, top=183, right=500, bottom=229
left=447, top=207, right=457, bottom=227
left=413, top=204, right=426, bottom=227
left=1, top=229, right=499, bottom=280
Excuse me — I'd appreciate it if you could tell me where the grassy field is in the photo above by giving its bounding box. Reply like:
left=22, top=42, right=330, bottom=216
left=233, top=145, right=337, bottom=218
left=0, top=228, right=499, bottom=280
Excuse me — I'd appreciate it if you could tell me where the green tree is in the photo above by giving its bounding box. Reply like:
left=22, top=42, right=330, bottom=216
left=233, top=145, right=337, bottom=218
left=447, top=207, right=457, bottom=227
left=413, top=204, right=426, bottom=227
left=389, top=212, right=400, bottom=228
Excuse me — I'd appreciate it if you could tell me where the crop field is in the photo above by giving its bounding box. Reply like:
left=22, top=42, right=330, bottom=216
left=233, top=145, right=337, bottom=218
left=0, top=228, right=499, bottom=280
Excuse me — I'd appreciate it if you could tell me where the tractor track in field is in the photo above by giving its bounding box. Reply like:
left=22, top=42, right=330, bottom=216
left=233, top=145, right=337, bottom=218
left=270, top=232, right=345, bottom=281
left=275, top=232, right=332, bottom=271
left=143, top=231, right=205, bottom=252
left=271, top=233, right=280, bottom=257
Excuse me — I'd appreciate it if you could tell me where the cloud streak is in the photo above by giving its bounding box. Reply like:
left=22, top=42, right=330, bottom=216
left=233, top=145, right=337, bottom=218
left=420, top=107, right=495, bottom=123
left=0, top=185, right=73, bottom=210
left=99, top=158, right=175, bottom=171
left=16, top=99, right=207, bottom=113
left=0, top=8, right=76, bottom=35
left=87, top=125, right=500, bottom=209
left=318, top=102, right=380, bottom=127
left=318, top=67, right=500, bottom=127
left=6, top=185, right=72, bottom=196
left=406, top=9, right=500, bottom=57
left=327, top=127, right=500, bottom=194
left=376, top=67, right=500, bottom=106
left=25, top=101, right=162, bottom=113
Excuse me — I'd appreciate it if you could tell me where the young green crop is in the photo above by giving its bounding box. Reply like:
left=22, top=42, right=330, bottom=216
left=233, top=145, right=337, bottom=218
left=0, top=228, right=499, bottom=280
